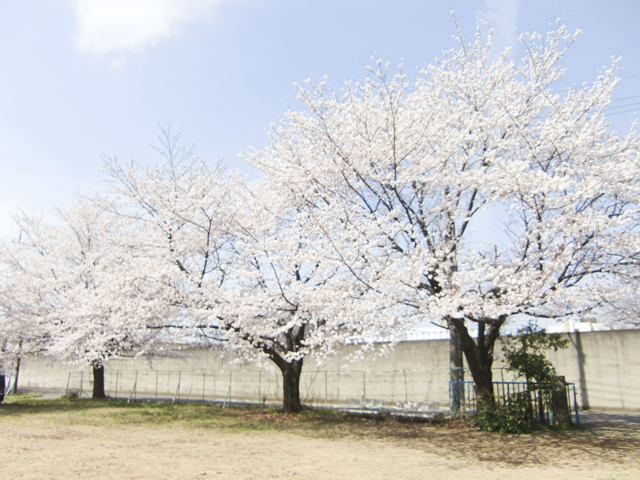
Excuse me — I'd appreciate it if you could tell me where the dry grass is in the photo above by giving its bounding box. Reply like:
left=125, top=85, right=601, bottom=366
left=1, top=397, right=638, bottom=479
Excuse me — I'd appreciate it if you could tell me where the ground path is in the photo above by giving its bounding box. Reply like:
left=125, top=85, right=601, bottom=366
left=0, top=399, right=638, bottom=479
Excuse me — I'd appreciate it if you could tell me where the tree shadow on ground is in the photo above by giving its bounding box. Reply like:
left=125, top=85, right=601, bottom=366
left=0, top=398, right=114, bottom=416
left=288, top=410, right=640, bottom=469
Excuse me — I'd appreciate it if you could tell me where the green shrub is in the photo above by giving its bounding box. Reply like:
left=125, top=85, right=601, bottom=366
left=473, top=320, right=571, bottom=434
left=472, top=393, right=532, bottom=434
left=503, top=321, right=568, bottom=385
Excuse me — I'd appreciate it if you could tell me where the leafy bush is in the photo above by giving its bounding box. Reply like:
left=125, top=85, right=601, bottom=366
left=474, top=321, right=570, bottom=434
left=472, top=393, right=532, bottom=434
left=502, top=321, right=568, bottom=385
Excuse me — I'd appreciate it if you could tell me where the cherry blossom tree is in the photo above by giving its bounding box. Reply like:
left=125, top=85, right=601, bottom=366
left=0, top=199, right=167, bottom=398
left=102, top=127, right=240, bottom=341
left=221, top=181, right=359, bottom=412
left=0, top=214, right=53, bottom=392
left=105, top=128, right=354, bottom=412
left=245, top=24, right=640, bottom=407
left=51, top=199, right=170, bottom=398
left=597, top=278, right=640, bottom=326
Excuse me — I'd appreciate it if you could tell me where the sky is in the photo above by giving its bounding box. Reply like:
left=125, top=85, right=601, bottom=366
left=1, top=0, right=640, bottom=240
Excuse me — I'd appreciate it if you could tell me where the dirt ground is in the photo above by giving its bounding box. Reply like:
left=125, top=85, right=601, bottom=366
left=1, top=400, right=639, bottom=479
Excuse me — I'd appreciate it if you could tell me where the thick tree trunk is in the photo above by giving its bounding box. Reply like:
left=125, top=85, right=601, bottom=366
left=263, top=326, right=306, bottom=414
left=267, top=351, right=304, bottom=413
left=278, top=359, right=304, bottom=413
left=448, top=315, right=507, bottom=411
left=92, top=364, right=106, bottom=399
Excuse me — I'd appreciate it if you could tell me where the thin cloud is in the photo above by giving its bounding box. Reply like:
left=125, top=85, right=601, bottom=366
left=477, top=0, right=521, bottom=58
left=71, top=0, right=219, bottom=57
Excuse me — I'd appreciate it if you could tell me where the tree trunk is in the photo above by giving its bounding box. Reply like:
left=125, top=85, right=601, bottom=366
left=92, top=364, right=106, bottom=399
left=449, top=327, right=464, bottom=416
left=264, top=327, right=306, bottom=414
left=12, top=339, right=23, bottom=394
left=13, top=355, right=21, bottom=395
left=268, top=353, right=304, bottom=413
left=278, top=359, right=304, bottom=413
left=448, top=315, right=507, bottom=411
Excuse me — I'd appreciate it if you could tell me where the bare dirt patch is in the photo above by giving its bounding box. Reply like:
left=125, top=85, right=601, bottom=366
left=0, top=399, right=638, bottom=479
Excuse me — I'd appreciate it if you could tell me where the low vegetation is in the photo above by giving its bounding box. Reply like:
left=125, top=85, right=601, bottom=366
left=2, top=396, right=640, bottom=479
left=1, top=396, right=367, bottom=433
left=473, top=322, right=570, bottom=434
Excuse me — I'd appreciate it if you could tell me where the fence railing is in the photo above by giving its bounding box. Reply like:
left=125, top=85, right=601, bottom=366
left=449, top=380, right=580, bottom=425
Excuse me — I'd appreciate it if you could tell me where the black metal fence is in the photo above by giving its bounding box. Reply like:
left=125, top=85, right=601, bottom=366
left=449, top=380, right=580, bottom=426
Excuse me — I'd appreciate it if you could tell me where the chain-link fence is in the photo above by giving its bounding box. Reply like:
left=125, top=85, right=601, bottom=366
left=56, top=367, right=457, bottom=407
left=18, top=365, right=541, bottom=416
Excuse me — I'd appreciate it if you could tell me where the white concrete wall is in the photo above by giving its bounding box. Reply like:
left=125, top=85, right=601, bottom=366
left=13, top=329, right=640, bottom=409
left=548, top=330, right=640, bottom=410
left=489, top=329, right=640, bottom=410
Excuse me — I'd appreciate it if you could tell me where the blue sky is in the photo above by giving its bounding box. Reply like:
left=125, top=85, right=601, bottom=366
left=1, top=0, right=640, bottom=239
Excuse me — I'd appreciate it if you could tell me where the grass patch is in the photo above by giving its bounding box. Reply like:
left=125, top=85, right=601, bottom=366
left=0, top=397, right=363, bottom=435
left=5, top=391, right=43, bottom=399
left=0, top=397, right=473, bottom=448
left=0, top=396, right=584, bottom=444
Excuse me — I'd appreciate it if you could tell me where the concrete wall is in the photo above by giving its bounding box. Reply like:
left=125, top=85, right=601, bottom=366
left=547, top=330, right=640, bottom=410
left=13, top=329, right=640, bottom=410
left=488, top=329, right=640, bottom=410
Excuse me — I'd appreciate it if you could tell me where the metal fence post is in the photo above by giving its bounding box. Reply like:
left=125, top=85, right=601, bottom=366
left=172, top=371, right=181, bottom=404
left=155, top=371, right=159, bottom=400
left=223, top=371, right=232, bottom=408
left=60, top=372, right=71, bottom=398
left=128, top=371, right=138, bottom=403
